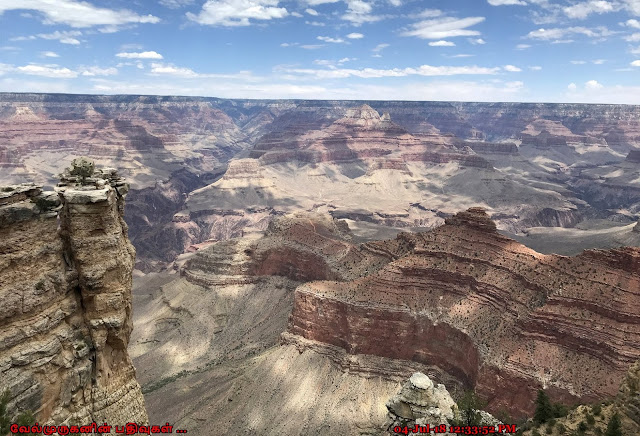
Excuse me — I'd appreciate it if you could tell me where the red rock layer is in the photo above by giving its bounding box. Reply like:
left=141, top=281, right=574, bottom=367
left=286, top=208, right=640, bottom=418
left=250, top=105, right=493, bottom=169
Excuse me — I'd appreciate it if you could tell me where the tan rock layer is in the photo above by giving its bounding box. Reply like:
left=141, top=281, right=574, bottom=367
left=0, top=172, right=147, bottom=431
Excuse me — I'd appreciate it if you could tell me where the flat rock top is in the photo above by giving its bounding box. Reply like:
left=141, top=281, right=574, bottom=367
left=57, top=186, right=111, bottom=204
left=410, top=372, right=434, bottom=390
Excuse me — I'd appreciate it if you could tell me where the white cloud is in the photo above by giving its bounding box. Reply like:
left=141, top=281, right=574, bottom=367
left=449, top=54, right=474, bottom=58
left=526, top=26, right=612, bottom=40
left=290, top=11, right=302, bottom=17
left=411, top=9, right=443, bottom=19
left=529, top=65, right=542, bottom=70
left=516, top=44, right=531, bottom=49
left=388, top=0, right=401, bottom=6
left=37, top=30, right=82, bottom=45
left=402, top=16, right=485, bottom=40
left=631, top=46, right=640, bottom=54
left=159, top=0, right=194, bottom=8
left=304, top=0, right=339, bottom=4
left=429, top=40, right=456, bottom=46
left=186, top=0, right=288, bottom=26
left=150, top=63, right=200, bottom=78
left=623, top=0, right=640, bottom=15
left=342, top=0, right=383, bottom=25
left=116, top=51, right=163, bottom=59
left=0, top=0, right=160, bottom=28
left=487, top=0, right=527, bottom=5
left=571, top=60, right=587, bottom=64
left=149, top=63, right=257, bottom=80
left=305, top=20, right=325, bottom=26
left=622, top=19, right=640, bottom=28
left=632, top=60, right=640, bottom=66
left=504, top=64, right=522, bottom=71
left=305, top=8, right=318, bottom=15
left=372, top=43, right=389, bottom=53
left=313, top=57, right=355, bottom=67
left=16, top=64, right=77, bottom=78
left=585, top=79, right=603, bottom=89
left=40, top=51, right=59, bottom=58
left=568, top=83, right=577, bottom=90
left=347, top=32, right=364, bottom=39
left=469, top=38, right=486, bottom=44
left=625, top=32, right=640, bottom=41
left=317, top=36, right=345, bottom=43
left=300, top=44, right=325, bottom=49
left=278, top=64, right=501, bottom=79
left=9, top=36, right=37, bottom=41
left=592, top=59, right=605, bottom=64
left=81, top=66, right=118, bottom=76
left=563, top=1, right=616, bottom=19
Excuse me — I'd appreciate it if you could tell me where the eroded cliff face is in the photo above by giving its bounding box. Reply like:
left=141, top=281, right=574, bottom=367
left=286, top=208, right=640, bottom=418
left=0, top=170, right=147, bottom=430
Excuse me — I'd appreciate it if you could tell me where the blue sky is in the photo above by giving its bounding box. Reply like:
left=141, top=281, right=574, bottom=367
left=1, top=0, right=640, bottom=103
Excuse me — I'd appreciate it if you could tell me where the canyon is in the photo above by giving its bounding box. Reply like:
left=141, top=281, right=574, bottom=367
left=129, top=209, right=639, bottom=434
left=1, top=93, right=640, bottom=435
left=1, top=94, right=640, bottom=270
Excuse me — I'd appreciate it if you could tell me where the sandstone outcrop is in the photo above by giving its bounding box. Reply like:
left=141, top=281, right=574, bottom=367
left=385, top=373, right=457, bottom=432
left=286, top=208, right=640, bottom=418
left=385, top=373, right=502, bottom=435
left=0, top=166, right=147, bottom=430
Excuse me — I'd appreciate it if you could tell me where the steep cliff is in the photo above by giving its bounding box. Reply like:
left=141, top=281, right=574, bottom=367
left=0, top=168, right=147, bottom=430
left=286, top=208, right=640, bottom=418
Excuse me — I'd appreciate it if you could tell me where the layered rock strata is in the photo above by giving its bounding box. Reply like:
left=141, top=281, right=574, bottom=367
left=0, top=169, right=147, bottom=430
left=286, top=208, right=640, bottom=418
left=250, top=105, right=493, bottom=169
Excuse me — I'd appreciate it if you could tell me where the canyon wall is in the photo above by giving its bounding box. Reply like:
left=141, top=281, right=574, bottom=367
left=286, top=208, right=640, bottom=418
left=0, top=170, right=147, bottom=430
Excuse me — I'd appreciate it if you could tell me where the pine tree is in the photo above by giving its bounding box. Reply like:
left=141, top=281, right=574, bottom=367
left=456, top=390, right=486, bottom=426
left=605, top=412, right=622, bottom=436
left=534, top=389, right=553, bottom=424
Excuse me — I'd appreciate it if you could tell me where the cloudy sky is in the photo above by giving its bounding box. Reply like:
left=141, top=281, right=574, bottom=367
left=1, top=0, right=640, bottom=103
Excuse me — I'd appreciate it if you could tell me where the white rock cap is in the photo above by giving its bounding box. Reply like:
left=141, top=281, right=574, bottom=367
left=410, top=372, right=434, bottom=390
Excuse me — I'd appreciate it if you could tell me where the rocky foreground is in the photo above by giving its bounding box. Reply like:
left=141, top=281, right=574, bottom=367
left=0, top=169, right=147, bottom=432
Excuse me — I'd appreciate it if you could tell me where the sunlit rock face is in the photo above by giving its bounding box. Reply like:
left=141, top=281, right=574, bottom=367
left=286, top=208, right=640, bottom=418
left=0, top=169, right=147, bottom=431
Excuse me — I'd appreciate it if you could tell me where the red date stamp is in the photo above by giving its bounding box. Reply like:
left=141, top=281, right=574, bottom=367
left=393, top=424, right=518, bottom=434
